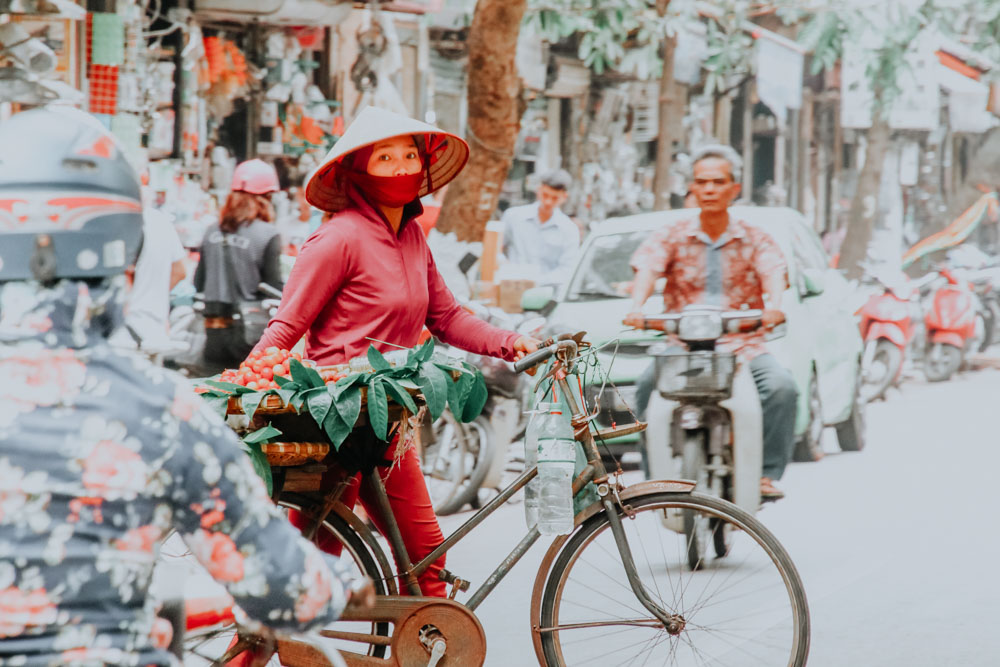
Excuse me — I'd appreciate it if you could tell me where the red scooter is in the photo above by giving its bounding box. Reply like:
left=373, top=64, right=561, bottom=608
left=857, top=272, right=917, bottom=401
left=923, top=268, right=978, bottom=382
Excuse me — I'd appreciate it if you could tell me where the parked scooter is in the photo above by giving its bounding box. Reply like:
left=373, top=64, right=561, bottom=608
left=640, top=306, right=784, bottom=570
left=948, top=247, right=1000, bottom=353
left=923, top=267, right=978, bottom=382
left=856, top=271, right=918, bottom=402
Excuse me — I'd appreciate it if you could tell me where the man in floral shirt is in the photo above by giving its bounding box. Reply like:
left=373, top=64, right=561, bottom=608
left=0, top=108, right=367, bottom=666
left=625, top=144, right=798, bottom=500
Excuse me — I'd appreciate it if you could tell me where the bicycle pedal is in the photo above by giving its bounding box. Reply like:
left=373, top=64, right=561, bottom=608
left=426, top=639, right=447, bottom=667
left=437, top=568, right=470, bottom=599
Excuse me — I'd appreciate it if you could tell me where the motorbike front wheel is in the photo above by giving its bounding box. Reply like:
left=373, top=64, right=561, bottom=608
left=923, top=342, right=962, bottom=382
left=860, top=339, right=902, bottom=402
left=680, top=434, right=712, bottom=570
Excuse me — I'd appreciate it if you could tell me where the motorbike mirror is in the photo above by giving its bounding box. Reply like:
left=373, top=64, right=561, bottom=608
left=458, top=252, right=479, bottom=276
left=521, top=285, right=556, bottom=313
left=800, top=268, right=826, bottom=298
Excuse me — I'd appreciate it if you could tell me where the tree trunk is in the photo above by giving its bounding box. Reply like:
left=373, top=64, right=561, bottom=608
left=653, top=0, right=686, bottom=211
left=436, top=0, right=528, bottom=242
left=839, top=112, right=891, bottom=280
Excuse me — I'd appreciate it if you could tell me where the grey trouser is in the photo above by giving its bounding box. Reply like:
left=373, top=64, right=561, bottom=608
left=636, top=353, right=799, bottom=481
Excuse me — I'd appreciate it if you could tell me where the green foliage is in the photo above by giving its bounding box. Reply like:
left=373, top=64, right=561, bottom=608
left=797, top=1, right=938, bottom=116
left=524, top=0, right=672, bottom=78
left=194, top=339, right=491, bottom=487
left=701, top=5, right=754, bottom=96
left=241, top=424, right=280, bottom=495
left=524, top=0, right=758, bottom=94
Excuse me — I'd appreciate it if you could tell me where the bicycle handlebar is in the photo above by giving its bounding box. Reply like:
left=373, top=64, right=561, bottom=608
left=513, top=339, right=580, bottom=373
left=513, top=344, right=557, bottom=374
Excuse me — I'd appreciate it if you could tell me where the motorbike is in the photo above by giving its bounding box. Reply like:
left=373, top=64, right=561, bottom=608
left=947, top=247, right=1000, bottom=354
left=164, top=282, right=282, bottom=377
left=856, top=271, right=918, bottom=402
left=966, top=270, right=1000, bottom=352
left=641, top=305, right=783, bottom=570
left=923, top=267, right=979, bottom=382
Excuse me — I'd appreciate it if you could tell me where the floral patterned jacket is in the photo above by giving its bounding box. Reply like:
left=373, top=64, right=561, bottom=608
left=0, top=280, right=353, bottom=666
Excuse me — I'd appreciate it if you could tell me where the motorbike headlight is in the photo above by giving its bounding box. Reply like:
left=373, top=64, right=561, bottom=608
left=678, top=312, right=723, bottom=341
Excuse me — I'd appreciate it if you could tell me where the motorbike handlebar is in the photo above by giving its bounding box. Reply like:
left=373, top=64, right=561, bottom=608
left=257, top=282, right=283, bottom=299
left=638, top=309, right=769, bottom=333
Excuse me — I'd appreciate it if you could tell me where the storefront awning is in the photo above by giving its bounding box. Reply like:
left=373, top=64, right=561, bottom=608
left=192, top=0, right=352, bottom=25
left=935, top=56, right=998, bottom=133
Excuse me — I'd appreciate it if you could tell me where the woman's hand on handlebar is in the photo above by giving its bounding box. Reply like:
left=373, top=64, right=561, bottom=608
left=514, top=336, right=542, bottom=375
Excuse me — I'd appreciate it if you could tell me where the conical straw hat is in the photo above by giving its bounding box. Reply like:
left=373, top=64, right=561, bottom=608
left=305, top=106, right=469, bottom=213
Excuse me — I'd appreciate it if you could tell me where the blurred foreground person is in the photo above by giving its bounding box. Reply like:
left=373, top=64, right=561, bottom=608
left=0, top=107, right=368, bottom=666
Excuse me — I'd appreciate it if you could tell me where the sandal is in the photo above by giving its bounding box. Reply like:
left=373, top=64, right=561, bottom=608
left=760, top=477, right=785, bottom=501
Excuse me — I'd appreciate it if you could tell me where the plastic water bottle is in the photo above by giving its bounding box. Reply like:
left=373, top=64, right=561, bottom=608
left=524, top=402, right=557, bottom=529
left=537, top=406, right=577, bottom=536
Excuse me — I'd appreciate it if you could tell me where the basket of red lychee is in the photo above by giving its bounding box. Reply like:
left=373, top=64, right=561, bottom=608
left=193, top=341, right=487, bottom=462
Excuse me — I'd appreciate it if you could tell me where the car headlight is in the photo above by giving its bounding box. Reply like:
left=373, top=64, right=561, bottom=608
left=678, top=312, right=723, bottom=341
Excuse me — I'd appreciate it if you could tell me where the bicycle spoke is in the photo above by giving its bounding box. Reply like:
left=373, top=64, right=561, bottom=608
left=556, top=625, right=653, bottom=648
left=684, top=622, right=776, bottom=665
left=686, top=624, right=792, bottom=654
left=631, top=518, right=666, bottom=605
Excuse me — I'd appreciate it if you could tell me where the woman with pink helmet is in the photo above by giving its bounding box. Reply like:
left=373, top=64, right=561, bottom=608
left=194, top=158, right=284, bottom=369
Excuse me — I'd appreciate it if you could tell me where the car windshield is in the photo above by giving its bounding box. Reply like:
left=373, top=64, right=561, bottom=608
left=566, top=230, right=650, bottom=301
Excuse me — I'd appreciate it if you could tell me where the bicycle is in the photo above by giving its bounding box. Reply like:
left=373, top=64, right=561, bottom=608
left=189, top=334, right=810, bottom=666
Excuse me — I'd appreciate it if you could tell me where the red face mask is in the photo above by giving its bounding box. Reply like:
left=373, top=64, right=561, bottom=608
left=347, top=171, right=424, bottom=208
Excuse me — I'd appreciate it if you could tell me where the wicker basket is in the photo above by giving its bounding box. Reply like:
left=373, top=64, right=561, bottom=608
left=225, top=373, right=427, bottom=468
left=260, top=441, right=330, bottom=467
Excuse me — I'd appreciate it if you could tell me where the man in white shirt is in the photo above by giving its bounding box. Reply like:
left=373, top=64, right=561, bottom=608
left=114, top=207, right=187, bottom=350
left=500, top=169, right=580, bottom=285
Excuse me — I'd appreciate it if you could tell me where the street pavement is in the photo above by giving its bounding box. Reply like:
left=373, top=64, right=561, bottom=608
left=158, top=364, right=1000, bottom=666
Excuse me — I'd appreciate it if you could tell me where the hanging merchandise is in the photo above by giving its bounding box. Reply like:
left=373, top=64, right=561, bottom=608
left=349, top=8, right=407, bottom=118
left=88, top=64, right=119, bottom=115
left=111, top=113, right=145, bottom=172
left=200, top=36, right=250, bottom=120
left=90, top=12, right=124, bottom=66
left=282, top=104, right=326, bottom=149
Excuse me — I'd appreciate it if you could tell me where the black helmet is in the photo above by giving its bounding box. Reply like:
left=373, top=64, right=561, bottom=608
left=0, top=106, right=143, bottom=283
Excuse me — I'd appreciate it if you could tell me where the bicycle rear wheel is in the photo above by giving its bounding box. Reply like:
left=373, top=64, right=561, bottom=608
left=537, top=491, right=809, bottom=666
left=181, top=497, right=391, bottom=665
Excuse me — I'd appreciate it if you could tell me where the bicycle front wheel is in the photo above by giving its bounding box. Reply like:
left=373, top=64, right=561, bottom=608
left=537, top=491, right=809, bottom=666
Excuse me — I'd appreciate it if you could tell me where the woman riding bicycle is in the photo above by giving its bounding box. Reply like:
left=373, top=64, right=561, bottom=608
left=253, top=106, right=540, bottom=596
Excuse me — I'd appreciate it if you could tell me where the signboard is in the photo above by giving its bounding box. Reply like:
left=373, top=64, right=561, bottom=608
left=755, top=32, right=803, bottom=124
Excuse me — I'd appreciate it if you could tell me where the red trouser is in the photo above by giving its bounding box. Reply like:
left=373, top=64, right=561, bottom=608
left=288, top=444, right=447, bottom=597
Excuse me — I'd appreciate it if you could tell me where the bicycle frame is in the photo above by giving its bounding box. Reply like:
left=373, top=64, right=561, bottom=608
left=346, top=341, right=678, bottom=626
